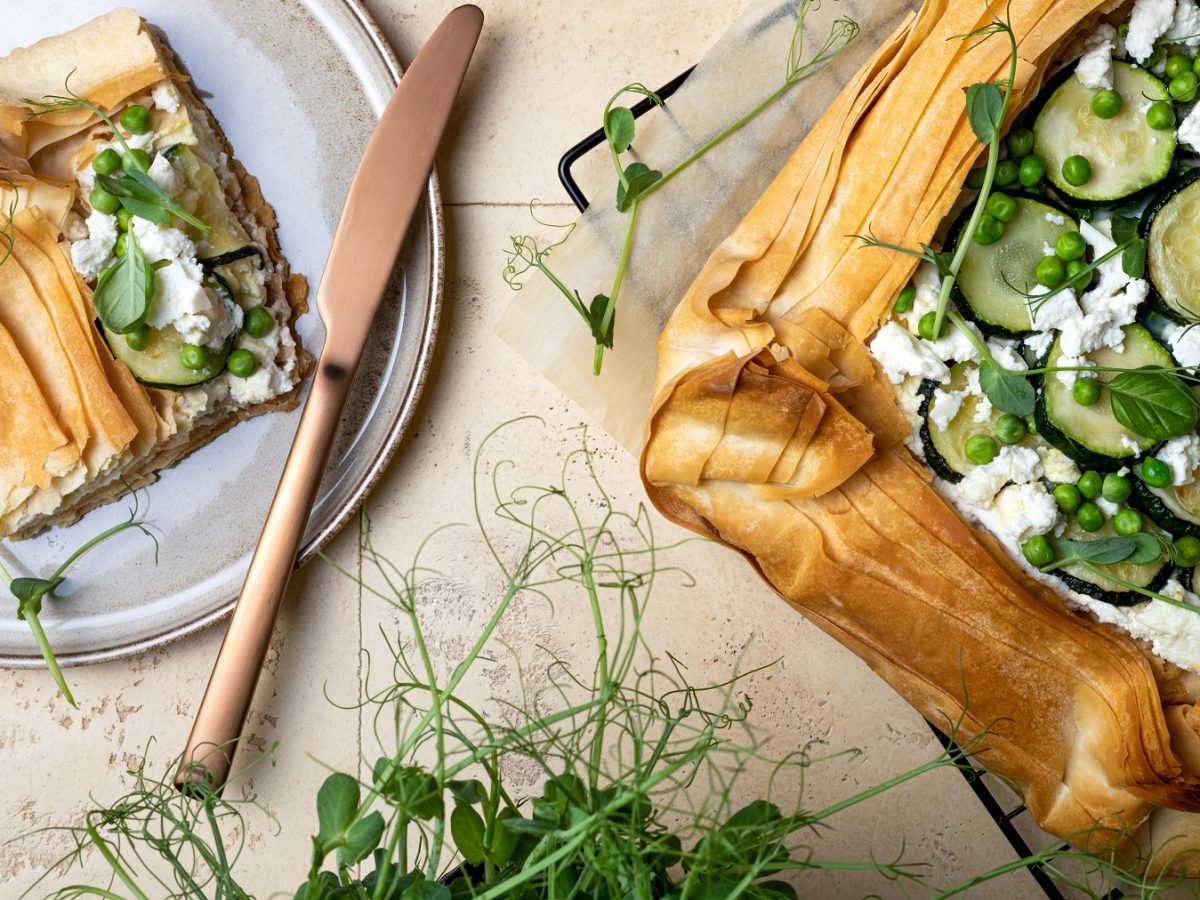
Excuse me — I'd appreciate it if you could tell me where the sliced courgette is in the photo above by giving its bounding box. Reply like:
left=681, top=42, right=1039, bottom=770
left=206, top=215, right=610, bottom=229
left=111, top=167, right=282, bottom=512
left=199, top=245, right=264, bottom=270
left=1033, top=61, right=1175, bottom=205
left=172, top=145, right=253, bottom=256
left=1050, top=520, right=1170, bottom=606
left=1035, top=323, right=1170, bottom=469
left=918, top=362, right=1037, bottom=482
left=949, top=194, right=1076, bottom=336
left=103, top=323, right=231, bottom=389
left=1142, top=168, right=1200, bottom=322
left=1130, top=477, right=1200, bottom=539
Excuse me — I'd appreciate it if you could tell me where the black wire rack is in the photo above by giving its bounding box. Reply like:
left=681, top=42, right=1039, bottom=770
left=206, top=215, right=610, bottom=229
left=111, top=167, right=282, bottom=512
left=557, top=68, right=1121, bottom=900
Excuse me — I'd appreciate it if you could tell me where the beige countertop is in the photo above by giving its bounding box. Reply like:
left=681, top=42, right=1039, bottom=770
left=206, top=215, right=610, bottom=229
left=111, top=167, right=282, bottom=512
left=2, top=2, right=1044, bottom=895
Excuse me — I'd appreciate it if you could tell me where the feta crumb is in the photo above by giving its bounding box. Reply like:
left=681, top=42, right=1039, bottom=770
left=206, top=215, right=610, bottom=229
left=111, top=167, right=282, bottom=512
left=69, top=210, right=118, bottom=280
left=1166, top=0, right=1200, bottom=47
left=1024, top=330, right=1055, bottom=362
left=957, top=445, right=1043, bottom=505
left=1180, top=102, right=1200, bottom=153
left=1039, top=447, right=1081, bottom=484
left=1126, top=580, right=1200, bottom=671
left=1127, top=0, right=1177, bottom=63
left=993, top=482, right=1059, bottom=543
left=152, top=81, right=181, bottom=113
left=147, top=154, right=184, bottom=196
left=868, top=322, right=949, bottom=384
left=929, top=390, right=964, bottom=430
left=964, top=367, right=993, bottom=423
left=1159, top=433, right=1200, bottom=485
left=987, top=339, right=1027, bottom=372
left=1044, top=212, right=1067, bottom=226
left=1075, top=24, right=1116, bottom=89
left=1169, top=323, right=1200, bottom=367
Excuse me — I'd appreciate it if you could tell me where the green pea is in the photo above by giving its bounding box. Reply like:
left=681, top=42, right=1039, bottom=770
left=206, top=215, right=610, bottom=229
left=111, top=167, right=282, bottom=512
left=965, top=167, right=987, bottom=190
left=1090, top=88, right=1123, bottom=119
left=1062, top=155, right=1092, bottom=187
left=243, top=306, right=275, bottom=339
left=1173, top=535, right=1200, bottom=567
left=1142, top=456, right=1173, bottom=488
left=917, top=310, right=948, bottom=341
left=1054, top=483, right=1083, bottom=514
left=893, top=284, right=916, bottom=314
left=995, top=159, right=1020, bottom=187
left=119, top=104, right=151, bottom=135
left=1035, top=255, right=1066, bottom=287
left=1025, top=414, right=1038, bottom=435
left=1018, top=154, right=1046, bottom=187
left=125, top=324, right=151, bottom=352
left=116, top=207, right=133, bottom=232
left=1194, top=56, right=1200, bottom=77
left=1113, top=508, right=1143, bottom=536
left=89, top=185, right=121, bottom=215
left=1073, top=376, right=1101, bottom=406
left=92, top=148, right=121, bottom=175
left=1077, top=501, right=1105, bottom=533
left=995, top=413, right=1027, bottom=445
left=1006, top=127, right=1035, bottom=158
left=1078, top=470, right=1103, bottom=500
left=1167, top=53, right=1194, bottom=80
left=180, top=344, right=210, bottom=371
left=1065, top=259, right=1089, bottom=288
left=1022, top=535, right=1055, bottom=567
left=974, top=213, right=1005, bottom=245
left=965, top=433, right=998, bottom=465
left=227, top=348, right=257, bottom=378
left=114, top=232, right=127, bottom=258
left=1055, top=231, right=1087, bottom=262
left=1102, top=472, right=1132, bottom=503
left=122, top=148, right=151, bottom=174
left=1147, top=101, right=1176, bottom=131
left=986, top=192, right=1018, bottom=223
left=1171, top=71, right=1199, bottom=103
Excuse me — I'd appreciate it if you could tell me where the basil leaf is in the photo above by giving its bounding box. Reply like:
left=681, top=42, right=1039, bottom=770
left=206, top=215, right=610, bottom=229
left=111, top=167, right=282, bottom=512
left=92, top=228, right=153, bottom=334
left=615, top=161, right=662, bottom=212
left=965, top=82, right=1003, bottom=145
left=1054, top=537, right=1136, bottom=566
left=978, top=362, right=1035, bottom=415
left=604, top=106, right=636, bottom=154
left=1107, top=368, right=1197, bottom=441
left=1122, top=238, right=1147, bottom=278
left=1111, top=214, right=1139, bottom=246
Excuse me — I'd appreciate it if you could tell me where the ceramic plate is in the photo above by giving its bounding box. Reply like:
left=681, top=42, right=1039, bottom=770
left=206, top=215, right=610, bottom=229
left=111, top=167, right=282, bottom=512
left=0, top=0, right=442, bottom=665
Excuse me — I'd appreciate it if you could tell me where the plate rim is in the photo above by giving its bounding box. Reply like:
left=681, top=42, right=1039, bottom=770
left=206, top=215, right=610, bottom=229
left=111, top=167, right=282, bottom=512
left=0, top=0, right=445, bottom=668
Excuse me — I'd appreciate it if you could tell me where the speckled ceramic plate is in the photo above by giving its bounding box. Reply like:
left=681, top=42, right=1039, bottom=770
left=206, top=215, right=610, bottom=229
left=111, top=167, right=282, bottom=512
left=0, top=1, right=442, bottom=666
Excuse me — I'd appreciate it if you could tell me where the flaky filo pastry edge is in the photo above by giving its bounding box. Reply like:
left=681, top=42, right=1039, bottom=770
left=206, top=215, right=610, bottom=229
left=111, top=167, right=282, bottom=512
left=640, top=0, right=1200, bottom=872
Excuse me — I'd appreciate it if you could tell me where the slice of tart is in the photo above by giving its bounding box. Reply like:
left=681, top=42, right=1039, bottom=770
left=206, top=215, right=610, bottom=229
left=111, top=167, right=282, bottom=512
left=0, top=8, right=312, bottom=538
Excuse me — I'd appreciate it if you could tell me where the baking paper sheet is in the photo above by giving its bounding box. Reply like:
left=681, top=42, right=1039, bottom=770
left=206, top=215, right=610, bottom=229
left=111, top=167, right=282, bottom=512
left=497, top=0, right=922, bottom=454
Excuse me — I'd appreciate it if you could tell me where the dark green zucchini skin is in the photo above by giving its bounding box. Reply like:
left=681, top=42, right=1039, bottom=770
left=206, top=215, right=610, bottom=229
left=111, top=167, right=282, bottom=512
left=1180, top=565, right=1195, bottom=592
left=1047, top=562, right=1171, bottom=607
left=1129, top=478, right=1200, bottom=539
left=945, top=191, right=1078, bottom=339
left=199, top=245, right=265, bottom=270
left=1140, top=167, right=1200, bottom=323
left=917, top=378, right=964, bottom=484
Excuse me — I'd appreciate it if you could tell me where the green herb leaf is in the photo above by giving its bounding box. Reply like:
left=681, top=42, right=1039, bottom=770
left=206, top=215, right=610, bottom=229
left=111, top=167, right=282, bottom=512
left=96, top=170, right=211, bottom=234
left=604, top=106, right=636, bottom=154
left=615, top=161, right=662, bottom=212
left=1050, top=537, right=1136, bottom=568
left=1123, top=237, right=1147, bottom=278
left=450, top=802, right=486, bottom=866
left=488, top=806, right=523, bottom=867
left=1107, top=368, right=1198, bottom=441
left=965, top=82, right=1003, bottom=145
left=588, top=294, right=615, bottom=349
left=1111, top=214, right=1139, bottom=245
left=1127, top=532, right=1166, bottom=566
left=499, top=815, right=557, bottom=835
left=447, top=778, right=486, bottom=805
left=373, top=760, right=443, bottom=820
left=978, top=362, right=1035, bottom=415
left=10, top=576, right=62, bottom=621
left=315, top=773, right=359, bottom=849
left=399, top=881, right=450, bottom=900
left=92, top=227, right=154, bottom=334
left=337, top=810, right=384, bottom=867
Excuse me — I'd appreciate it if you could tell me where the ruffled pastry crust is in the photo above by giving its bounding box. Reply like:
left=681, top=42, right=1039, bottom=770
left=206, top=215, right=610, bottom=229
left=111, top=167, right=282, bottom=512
left=642, top=0, right=1200, bottom=869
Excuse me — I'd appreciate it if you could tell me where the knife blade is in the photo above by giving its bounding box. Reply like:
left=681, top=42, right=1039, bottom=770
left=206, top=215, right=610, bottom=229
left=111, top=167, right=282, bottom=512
left=176, top=4, right=483, bottom=791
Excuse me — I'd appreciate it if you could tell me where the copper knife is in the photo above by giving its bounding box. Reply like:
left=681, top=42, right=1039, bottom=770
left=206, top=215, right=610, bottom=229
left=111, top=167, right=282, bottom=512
left=176, top=4, right=484, bottom=790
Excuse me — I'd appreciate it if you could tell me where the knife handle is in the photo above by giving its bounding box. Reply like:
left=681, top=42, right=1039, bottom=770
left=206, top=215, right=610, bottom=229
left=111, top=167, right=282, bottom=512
left=175, top=353, right=355, bottom=791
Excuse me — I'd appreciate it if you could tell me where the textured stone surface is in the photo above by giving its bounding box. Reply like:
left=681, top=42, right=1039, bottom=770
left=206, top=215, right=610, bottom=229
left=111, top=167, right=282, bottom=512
left=0, top=2, right=1044, bottom=896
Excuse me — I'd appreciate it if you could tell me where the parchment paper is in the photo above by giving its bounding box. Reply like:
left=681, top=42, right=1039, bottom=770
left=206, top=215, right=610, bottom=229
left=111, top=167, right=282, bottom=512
left=497, top=0, right=922, bottom=454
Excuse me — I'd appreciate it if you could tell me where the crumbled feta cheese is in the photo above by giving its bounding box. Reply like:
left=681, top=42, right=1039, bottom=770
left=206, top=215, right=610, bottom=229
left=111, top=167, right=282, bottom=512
left=1180, top=102, right=1200, bottom=153
left=1042, top=242, right=1056, bottom=257
left=1075, top=24, right=1116, bottom=89
left=897, top=268, right=982, bottom=362
left=62, top=211, right=87, bottom=242
left=957, top=445, right=1042, bottom=505
left=152, top=81, right=181, bottom=113
left=1127, top=0, right=1177, bottom=63
left=1166, top=0, right=1200, bottom=46
left=147, top=153, right=184, bottom=196
left=1096, top=496, right=1122, bottom=518
left=993, top=482, right=1059, bottom=543
left=1126, top=580, right=1200, bottom=671
left=228, top=355, right=294, bottom=405
left=133, top=219, right=235, bottom=349
left=929, top=390, right=964, bottom=430
left=987, top=339, right=1027, bottom=373
left=1055, top=353, right=1094, bottom=389
left=963, top=367, right=993, bottom=423
left=1039, top=447, right=1081, bottom=484
left=69, top=210, right=119, bottom=279
left=1169, top=323, right=1200, bottom=366
left=1159, top=434, right=1200, bottom=485
left=868, top=322, right=949, bottom=384
left=125, top=130, right=155, bottom=151
left=1023, top=330, right=1054, bottom=362
left=1044, top=212, right=1067, bottom=226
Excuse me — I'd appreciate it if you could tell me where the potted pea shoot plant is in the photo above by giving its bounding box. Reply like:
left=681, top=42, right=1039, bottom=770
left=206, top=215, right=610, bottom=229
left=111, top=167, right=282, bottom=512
left=24, top=422, right=1189, bottom=899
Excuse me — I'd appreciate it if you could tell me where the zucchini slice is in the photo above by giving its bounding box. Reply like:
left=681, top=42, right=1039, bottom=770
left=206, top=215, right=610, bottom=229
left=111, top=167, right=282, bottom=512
left=1130, top=477, right=1200, bottom=539
left=918, top=363, right=1037, bottom=481
left=1033, top=62, right=1175, bottom=204
left=199, top=245, right=265, bottom=270
left=1050, top=520, right=1170, bottom=606
left=1036, top=324, right=1171, bottom=469
left=172, top=146, right=254, bottom=257
left=949, top=194, right=1076, bottom=337
left=103, top=323, right=231, bottom=389
left=1142, top=168, right=1200, bottom=322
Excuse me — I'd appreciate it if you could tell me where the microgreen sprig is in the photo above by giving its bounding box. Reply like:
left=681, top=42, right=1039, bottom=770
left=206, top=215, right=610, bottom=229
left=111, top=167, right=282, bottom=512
left=1039, top=533, right=1200, bottom=614
left=0, top=491, right=156, bottom=706
left=22, top=70, right=135, bottom=156
left=0, top=180, right=17, bottom=271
